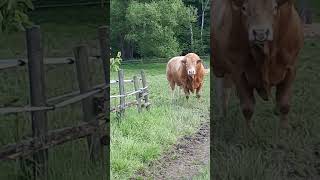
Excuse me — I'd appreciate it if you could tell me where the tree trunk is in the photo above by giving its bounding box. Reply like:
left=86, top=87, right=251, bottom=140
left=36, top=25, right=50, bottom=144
left=190, top=23, right=194, bottom=51
left=200, top=0, right=210, bottom=52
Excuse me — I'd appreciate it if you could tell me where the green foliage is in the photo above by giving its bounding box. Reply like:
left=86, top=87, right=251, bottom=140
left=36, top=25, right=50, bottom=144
left=110, top=51, right=122, bottom=72
left=111, top=0, right=209, bottom=59
left=0, top=0, right=34, bottom=33
left=125, top=0, right=196, bottom=58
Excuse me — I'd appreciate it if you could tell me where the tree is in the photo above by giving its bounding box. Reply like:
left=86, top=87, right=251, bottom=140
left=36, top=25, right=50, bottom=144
left=110, top=0, right=132, bottom=58
left=200, top=0, right=210, bottom=50
left=0, top=0, right=34, bottom=33
left=183, top=0, right=210, bottom=54
left=125, top=0, right=196, bottom=58
left=110, top=0, right=209, bottom=59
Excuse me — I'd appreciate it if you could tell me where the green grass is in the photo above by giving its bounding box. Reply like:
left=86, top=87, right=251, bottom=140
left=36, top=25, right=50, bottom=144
left=110, top=59, right=210, bottom=179
left=0, top=5, right=107, bottom=180
left=211, top=39, right=320, bottom=179
left=192, top=166, right=209, bottom=180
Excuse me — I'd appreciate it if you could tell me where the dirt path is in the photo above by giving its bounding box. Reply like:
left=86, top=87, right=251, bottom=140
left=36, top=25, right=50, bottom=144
left=135, top=121, right=210, bottom=179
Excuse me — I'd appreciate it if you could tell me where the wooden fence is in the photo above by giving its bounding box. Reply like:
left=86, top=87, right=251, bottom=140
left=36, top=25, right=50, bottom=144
left=0, top=25, right=109, bottom=180
left=110, top=69, right=150, bottom=115
left=120, top=55, right=210, bottom=65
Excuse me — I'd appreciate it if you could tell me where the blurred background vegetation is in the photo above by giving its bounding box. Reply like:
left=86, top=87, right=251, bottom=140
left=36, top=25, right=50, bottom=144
left=111, top=0, right=210, bottom=59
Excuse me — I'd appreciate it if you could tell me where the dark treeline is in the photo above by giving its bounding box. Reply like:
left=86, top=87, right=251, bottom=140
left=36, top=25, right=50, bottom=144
left=111, top=0, right=210, bottom=60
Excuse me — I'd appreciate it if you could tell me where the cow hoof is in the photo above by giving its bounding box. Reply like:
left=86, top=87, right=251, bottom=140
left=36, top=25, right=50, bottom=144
left=186, top=96, right=189, bottom=100
left=196, top=94, right=201, bottom=98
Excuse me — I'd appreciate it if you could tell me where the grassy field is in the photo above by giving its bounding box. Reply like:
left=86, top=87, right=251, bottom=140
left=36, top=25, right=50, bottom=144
left=0, top=5, right=107, bottom=180
left=212, top=39, right=320, bottom=179
left=110, top=59, right=210, bottom=179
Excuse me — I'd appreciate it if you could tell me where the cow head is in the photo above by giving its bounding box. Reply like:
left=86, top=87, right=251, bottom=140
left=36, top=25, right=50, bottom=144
left=232, top=0, right=289, bottom=45
left=181, top=53, right=202, bottom=79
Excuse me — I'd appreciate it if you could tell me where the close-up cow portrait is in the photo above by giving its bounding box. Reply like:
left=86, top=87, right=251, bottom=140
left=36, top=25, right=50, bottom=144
left=211, top=0, right=304, bottom=130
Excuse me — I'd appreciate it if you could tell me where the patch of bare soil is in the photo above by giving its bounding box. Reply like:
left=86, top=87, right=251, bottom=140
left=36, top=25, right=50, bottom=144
left=304, top=23, right=320, bottom=38
left=134, top=121, right=210, bottom=180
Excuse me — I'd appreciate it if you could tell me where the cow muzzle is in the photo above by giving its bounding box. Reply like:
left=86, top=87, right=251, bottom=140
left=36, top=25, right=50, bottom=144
left=187, top=69, right=196, bottom=78
left=250, top=27, right=273, bottom=44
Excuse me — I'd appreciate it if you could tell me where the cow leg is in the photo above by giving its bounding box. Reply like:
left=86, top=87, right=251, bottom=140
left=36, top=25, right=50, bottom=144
left=215, top=76, right=232, bottom=117
left=169, top=81, right=175, bottom=102
left=184, top=88, right=190, bottom=100
left=239, top=89, right=255, bottom=133
left=236, top=74, right=256, bottom=134
left=196, top=83, right=203, bottom=99
left=275, top=68, right=295, bottom=129
left=215, top=77, right=225, bottom=117
left=178, top=87, right=182, bottom=97
left=222, top=75, right=233, bottom=116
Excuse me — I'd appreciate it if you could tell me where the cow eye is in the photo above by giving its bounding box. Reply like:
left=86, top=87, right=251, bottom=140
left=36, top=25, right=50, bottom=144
left=242, top=6, right=246, bottom=12
left=241, top=4, right=248, bottom=14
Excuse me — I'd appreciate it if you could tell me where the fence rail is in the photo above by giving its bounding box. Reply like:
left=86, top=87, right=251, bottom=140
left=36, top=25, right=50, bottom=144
left=0, top=85, right=108, bottom=115
left=0, top=119, right=107, bottom=161
left=0, top=56, right=101, bottom=70
left=110, top=69, right=150, bottom=115
left=120, top=55, right=210, bottom=64
left=0, top=25, right=109, bottom=180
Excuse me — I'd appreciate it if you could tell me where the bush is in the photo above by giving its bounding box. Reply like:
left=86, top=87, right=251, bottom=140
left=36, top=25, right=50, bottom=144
left=110, top=51, right=122, bottom=72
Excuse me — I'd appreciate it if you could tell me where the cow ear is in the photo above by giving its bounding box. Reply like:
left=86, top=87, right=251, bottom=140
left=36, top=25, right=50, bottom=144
left=197, top=59, right=202, bottom=64
left=181, top=58, right=186, bottom=65
left=277, top=0, right=289, bottom=6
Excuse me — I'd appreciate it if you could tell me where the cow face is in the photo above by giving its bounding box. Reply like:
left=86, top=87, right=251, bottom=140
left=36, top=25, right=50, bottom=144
left=233, top=0, right=289, bottom=45
left=181, top=53, right=202, bottom=79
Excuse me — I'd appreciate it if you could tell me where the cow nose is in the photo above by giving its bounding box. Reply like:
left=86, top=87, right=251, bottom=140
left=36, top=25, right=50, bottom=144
left=188, top=69, right=195, bottom=75
left=252, top=29, right=269, bottom=42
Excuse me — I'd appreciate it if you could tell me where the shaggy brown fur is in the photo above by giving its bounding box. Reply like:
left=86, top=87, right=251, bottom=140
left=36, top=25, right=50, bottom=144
left=166, top=53, right=205, bottom=99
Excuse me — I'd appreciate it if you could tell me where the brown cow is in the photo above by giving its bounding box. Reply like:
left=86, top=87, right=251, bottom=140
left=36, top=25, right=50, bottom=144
left=166, top=53, right=205, bottom=99
left=211, top=0, right=304, bottom=130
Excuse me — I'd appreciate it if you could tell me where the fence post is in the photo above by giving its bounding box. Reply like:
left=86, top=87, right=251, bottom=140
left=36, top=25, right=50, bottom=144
left=98, top=26, right=109, bottom=87
left=140, top=70, right=150, bottom=110
left=74, top=45, right=102, bottom=162
left=98, top=25, right=109, bottom=180
left=26, top=25, right=48, bottom=180
left=133, top=76, right=142, bottom=113
left=118, top=69, right=125, bottom=115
